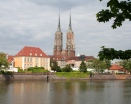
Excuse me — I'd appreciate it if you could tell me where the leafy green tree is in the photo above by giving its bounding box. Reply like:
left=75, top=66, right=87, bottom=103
left=79, top=60, right=87, bottom=72
left=51, top=61, right=61, bottom=72
left=120, top=60, right=131, bottom=74
left=62, top=64, right=73, bottom=72
left=92, top=58, right=105, bottom=73
left=0, top=52, right=9, bottom=69
left=98, top=46, right=131, bottom=60
left=87, top=58, right=111, bottom=73
left=96, top=0, right=131, bottom=29
left=97, top=0, right=131, bottom=60
left=104, top=59, right=111, bottom=69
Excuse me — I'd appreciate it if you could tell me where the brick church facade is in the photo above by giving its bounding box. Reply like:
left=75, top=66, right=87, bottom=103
left=53, top=13, right=75, bottom=60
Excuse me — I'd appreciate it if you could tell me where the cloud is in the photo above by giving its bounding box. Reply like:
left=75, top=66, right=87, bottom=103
left=0, top=0, right=131, bottom=58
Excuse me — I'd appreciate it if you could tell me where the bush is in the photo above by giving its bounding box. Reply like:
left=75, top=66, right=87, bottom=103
left=27, top=67, right=48, bottom=73
left=61, top=65, right=73, bottom=72
left=18, top=68, right=25, bottom=73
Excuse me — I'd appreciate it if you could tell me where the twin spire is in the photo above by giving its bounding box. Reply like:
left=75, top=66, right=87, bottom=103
left=57, top=11, right=72, bottom=32
left=68, top=11, right=72, bottom=32
left=57, top=12, right=61, bottom=31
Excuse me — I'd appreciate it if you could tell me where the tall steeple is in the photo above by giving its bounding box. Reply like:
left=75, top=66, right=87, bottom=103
left=57, top=11, right=61, bottom=32
left=54, top=11, right=63, bottom=57
left=66, top=10, right=75, bottom=59
left=68, top=10, right=72, bottom=32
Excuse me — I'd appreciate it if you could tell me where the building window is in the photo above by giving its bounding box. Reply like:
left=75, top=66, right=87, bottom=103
left=36, top=58, right=38, bottom=62
left=24, top=57, right=26, bottom=62
left=30, top=58, right=32, bottom=62
left=24, top=64, right=26, bottom=68
left=28, top=57, right=30, bottom=62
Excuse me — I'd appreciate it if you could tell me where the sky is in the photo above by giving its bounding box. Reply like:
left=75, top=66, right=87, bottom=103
left=0, top=0, right=131, bottom=58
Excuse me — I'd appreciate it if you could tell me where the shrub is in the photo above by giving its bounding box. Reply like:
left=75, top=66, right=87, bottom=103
left=27, top=67, right=47, bottom=73
left=62, top=65, right=73, bottom=72
left=18, top=67, right=25, bottom=73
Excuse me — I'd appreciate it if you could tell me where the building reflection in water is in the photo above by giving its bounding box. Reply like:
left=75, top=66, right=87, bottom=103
left=0, top=80, right=131, bottom=104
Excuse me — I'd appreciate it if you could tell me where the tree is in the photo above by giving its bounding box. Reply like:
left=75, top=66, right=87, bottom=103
left=0, top=52, right=9, bottom=69
left=98, top=46, right=131, bottom=60
left=79, top=60, right=87, bottom=72
left=96, top=0, right=131, bottom=29
left=97, top=0, right=131, bottom=60
left=105, top=59, right=111, bottom=69
left=120, top=59, right=131, bottom=74
left=51, top=61, right=61, bottom=72
left=87, top=58, right=111, bottom=73
left=62, top=64, right=73, bottom=72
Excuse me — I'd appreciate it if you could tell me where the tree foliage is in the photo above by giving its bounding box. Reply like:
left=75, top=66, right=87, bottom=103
left=120, top=59, right=131, bottom=74
left=98, top=46, right=131, bottom=60
left=87, top=58, right=111, bottom=73
left=62, top=64, right=73, bottom=72
left=0, top=52, right=9, bottom=69
left=97, top=1, right=131, bottom=60
left=79, top=60, right=87, bottom=72
left=96, top=0, right=131, bottom=29
left=51, top=61, right=61, bottom=72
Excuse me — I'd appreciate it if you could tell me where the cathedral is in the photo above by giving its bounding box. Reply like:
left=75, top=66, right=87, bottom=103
left=51, top=12, right=94, bottom=68
left=53, top=13, right=75, bottom=60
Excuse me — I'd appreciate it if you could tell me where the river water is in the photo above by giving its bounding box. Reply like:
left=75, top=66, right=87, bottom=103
left=0, top=80, right=131, bottom=104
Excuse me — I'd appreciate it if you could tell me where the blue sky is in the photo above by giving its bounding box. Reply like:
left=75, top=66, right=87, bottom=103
left=0, top=0, right=131, bottom=57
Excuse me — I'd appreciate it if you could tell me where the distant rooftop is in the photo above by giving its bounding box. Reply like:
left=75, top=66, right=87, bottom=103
left=15, top=46, right=49, bottom=57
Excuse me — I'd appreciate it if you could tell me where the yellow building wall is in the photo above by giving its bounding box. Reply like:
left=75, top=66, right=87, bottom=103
left=14, top=57, right=22, bottom=69
left=14, top=56, right=50, bottom=70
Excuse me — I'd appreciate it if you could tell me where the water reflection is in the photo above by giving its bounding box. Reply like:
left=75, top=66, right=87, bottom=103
left=0, top=80, right=131, bottom=104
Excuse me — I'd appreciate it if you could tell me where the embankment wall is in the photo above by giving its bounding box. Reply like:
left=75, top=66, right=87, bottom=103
left=0, top=74, right=131, bottom=80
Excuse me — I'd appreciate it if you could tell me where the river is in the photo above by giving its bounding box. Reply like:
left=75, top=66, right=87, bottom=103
left=0, top=80, right=131, bottom=104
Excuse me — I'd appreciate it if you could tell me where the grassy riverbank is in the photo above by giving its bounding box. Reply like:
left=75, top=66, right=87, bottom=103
left=56, top=72, right=90, bottom=78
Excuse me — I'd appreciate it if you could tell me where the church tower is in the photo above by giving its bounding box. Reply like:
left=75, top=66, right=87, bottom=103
left=66, top=12, right=75, bottom=58
left=54, top=13, right=63, bottom=57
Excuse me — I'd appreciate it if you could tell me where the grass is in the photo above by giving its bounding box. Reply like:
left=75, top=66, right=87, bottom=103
left=56, top=72, right=90, bottom=78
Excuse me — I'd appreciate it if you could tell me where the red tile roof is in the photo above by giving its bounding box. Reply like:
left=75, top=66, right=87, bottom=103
left=109, top=64, right=122, bottom=70
left=7, top=55, right=14, bottom=63
left=15, top=46, right=48, bottom=57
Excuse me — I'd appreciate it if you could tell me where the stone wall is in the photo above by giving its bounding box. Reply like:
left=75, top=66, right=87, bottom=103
left=0, top=74, right=48, bottom=80
left=0, top=74, right=131, bottom=80
left=92, top=74, right=131, bottom=80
